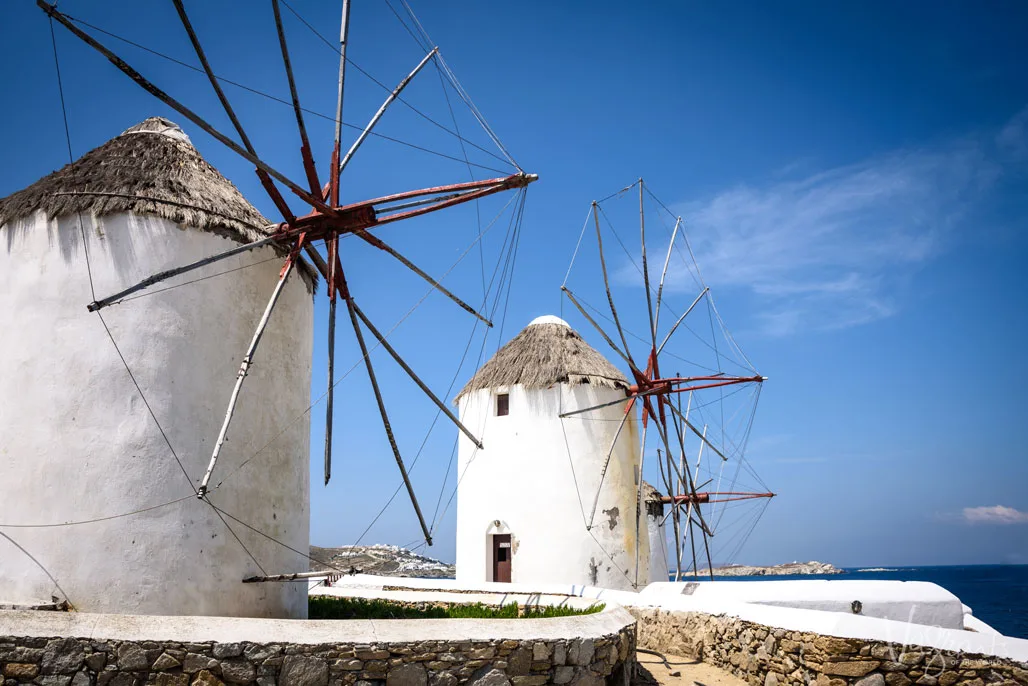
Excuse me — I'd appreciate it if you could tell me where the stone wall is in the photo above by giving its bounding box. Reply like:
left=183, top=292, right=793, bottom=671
left=0, top=617, right=634, bottom=686
left=630, top=609, right=1028, bottom=686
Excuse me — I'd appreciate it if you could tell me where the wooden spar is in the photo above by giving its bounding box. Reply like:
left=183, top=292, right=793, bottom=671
left=337, top=48, right=438, bottom=177
left=324, top=240, right=338, bottom=486
left=87, top=234, right=281, bottom=311
left=679, top=424, right=706, bottom=575
left=197, top=241, right=303, bottom=498
left=300, top=242, right=337, bottom=486
left=652, top=418, right=691, bottom=503
left=634, top=417, right=648, bottom=587
left=694, top=424, right=708, bottom=486
left=172, top=0, right=305, bottom=218
left=375, top=189, right=485, bottom=214
left=270, top=0, right=319, bottom=195
left=332, top=0, right=351, bottom=164
left=558, top=381, right=678, bottom=419
left=38, top=1, right=331, bottom=213
left=666, top=398, right=728, bottom=462
left=699, top=512, right=715, bottom=581
left=243, top=570, right=341, bottom=583
left=194, top=238, right=302, bottom=495
left=372, top=180, right=529, bottom=228
left=657, top=286, right=709, bottom=355
left=667, top=441, right=682, bottom=583
left=353, top=231, right=492, bottom=326
left=172, top=0, right=254, bottom=152
left=584, top=398, right=635, bottom=530
left=324, top=0, right=351, bottom=486
left=679, top=390, right=691, bottom=496
left=348, top=300, right=484, bottom=450
left=654, top=217, right=681, bottom=336
left=674, top=390, right=689, bottom=581
left=337, top=268, right=433, bottom=545
left=560, top=287, right=633, bottom=366
left=593, top=202, right=642, bottom=377
left=558, top=393, right=636, bottom=419
left=662, top=396, right=717, bottom=572
left=639, top=180, right=657, bottom=347
left=688, top=516, right=700, bottom=578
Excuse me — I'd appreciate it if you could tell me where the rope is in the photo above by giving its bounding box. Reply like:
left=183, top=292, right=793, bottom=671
left=434, top=56, right=486, bottom=297
left=59, top=13, right=511, bottom=176
left=434, top=52, right=521, bottom=171
left=382, top=0, right=429, bottom=51
left=561, top=207, right=593, bottom=288
left=50, top=10, right=197, bottom=494
left=428, top=192, right=528, bottom=533
left=428, top=438, right=459, bottom=529
left=557, top=387, right=589, bottom=527
left=0, top=495, right=194, bottom=529
left=206, top=502, right=353, bottom=576
left=276, top=0, right=514, bottom=169
left=214, top=188, right=524, bottom=491
left=354, top=188, right=526, bottom=548
left=115, top=256, right=281, bottom=304
left=204, top=498, right=266, bottom=575
left=49, top=15, right=96, bottom=304
left=0, top=530, right=73, bottom=608
left=96, top=312, right=196, bottom=491
left=400, top=0, right=436, bottom=51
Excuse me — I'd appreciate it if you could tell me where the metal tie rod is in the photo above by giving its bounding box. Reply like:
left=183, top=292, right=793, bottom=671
left=87, top=234, right=280, bottom=311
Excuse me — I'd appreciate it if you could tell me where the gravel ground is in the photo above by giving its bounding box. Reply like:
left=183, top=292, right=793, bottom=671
left=635, top=651, right=748, bottom=686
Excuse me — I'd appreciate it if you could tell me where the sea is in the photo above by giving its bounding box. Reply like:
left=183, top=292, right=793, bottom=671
left=680, top=565, right=1028, bottom=640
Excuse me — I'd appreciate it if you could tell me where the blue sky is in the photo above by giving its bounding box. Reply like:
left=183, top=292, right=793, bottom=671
left=2, top=1, right=1027, bottom=568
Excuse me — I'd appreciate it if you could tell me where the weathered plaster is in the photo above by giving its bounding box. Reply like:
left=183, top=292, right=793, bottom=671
left=0, top=211, right=313, bottom=618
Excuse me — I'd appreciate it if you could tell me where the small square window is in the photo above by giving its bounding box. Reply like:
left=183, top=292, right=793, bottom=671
left=496, top=393, right=509, bottom=416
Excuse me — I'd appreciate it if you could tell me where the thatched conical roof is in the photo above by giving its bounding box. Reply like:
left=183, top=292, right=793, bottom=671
left=457, top=315, right=630, bottom=399
left=0, top=116, right=315, bottom=289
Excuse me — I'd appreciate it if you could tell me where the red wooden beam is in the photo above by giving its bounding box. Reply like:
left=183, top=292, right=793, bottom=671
left=660, top=492, right=775, bottom=505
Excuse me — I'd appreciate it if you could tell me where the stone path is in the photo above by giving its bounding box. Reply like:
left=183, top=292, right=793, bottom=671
left=635, top=651, right=750, bottom=686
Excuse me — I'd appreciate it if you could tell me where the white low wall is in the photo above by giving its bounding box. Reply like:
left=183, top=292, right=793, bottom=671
left=331, top=574, right=1028, bottom=662
left=636, top=591, right=1028, bottom=663
left=642, top=579, right=966, bottom=629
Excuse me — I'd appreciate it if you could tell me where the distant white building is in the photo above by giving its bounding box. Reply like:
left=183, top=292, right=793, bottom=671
left=455, top=315, right=664, bottom=591
left=0, top=118, right=314, bottom=618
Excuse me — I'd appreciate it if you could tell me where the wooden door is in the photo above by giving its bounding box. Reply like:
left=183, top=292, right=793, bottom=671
left=492, top=534, right=511, bottom=583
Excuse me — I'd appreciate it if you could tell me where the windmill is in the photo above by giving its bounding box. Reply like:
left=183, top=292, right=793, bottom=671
left=39, top=0, right=537, bottom=552
left=560, top=179, right=774, bottom=582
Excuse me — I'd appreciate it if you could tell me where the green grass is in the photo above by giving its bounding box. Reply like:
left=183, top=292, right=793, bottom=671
left=308, top=595, right=605, bottom=620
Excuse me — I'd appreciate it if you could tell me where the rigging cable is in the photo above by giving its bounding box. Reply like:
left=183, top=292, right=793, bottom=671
left=418, top=188, right=528, bottom=537
left=204, top=498, right=267, bottom=575
left=382, top=0, right=430, bottom=52
left=428, top=190, right=528, bottom=533
left=213, top=188, right=525, bottom=491
left=49, top=11, right=197, bottom=494
left=434, top=55, right=487, bottom=296
left=60, top=13, right=511, bottom=176
left=0, top=495, right=195, bottom=529
left=277, top=0, right=514, bottom=168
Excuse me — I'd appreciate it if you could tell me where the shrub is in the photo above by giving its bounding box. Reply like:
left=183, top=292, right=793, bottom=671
left=308, top=596, right=604, bottom=620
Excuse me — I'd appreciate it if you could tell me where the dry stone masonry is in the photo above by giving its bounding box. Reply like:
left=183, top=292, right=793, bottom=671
left=631, top=609, right=1028, bottom=686
left=0, top=629, right=634, bottom=686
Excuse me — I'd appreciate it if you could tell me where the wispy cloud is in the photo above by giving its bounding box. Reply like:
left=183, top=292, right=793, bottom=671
left=962, top=505, right=1028, bottom=525
left=662, top=111, right=1028, bottom=336
left=997, top=105, right=1028, bottom=159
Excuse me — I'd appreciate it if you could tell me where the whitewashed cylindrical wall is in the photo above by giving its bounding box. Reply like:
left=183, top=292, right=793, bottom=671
left=0, top=211, right=312, bottom=618
left=455, top=382, right=649, bottom=591
left=648, top=510, right=669, bottom=583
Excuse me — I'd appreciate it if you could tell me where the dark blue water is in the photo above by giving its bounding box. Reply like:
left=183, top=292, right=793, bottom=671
left=678, top=565, right=1028, bottom=640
